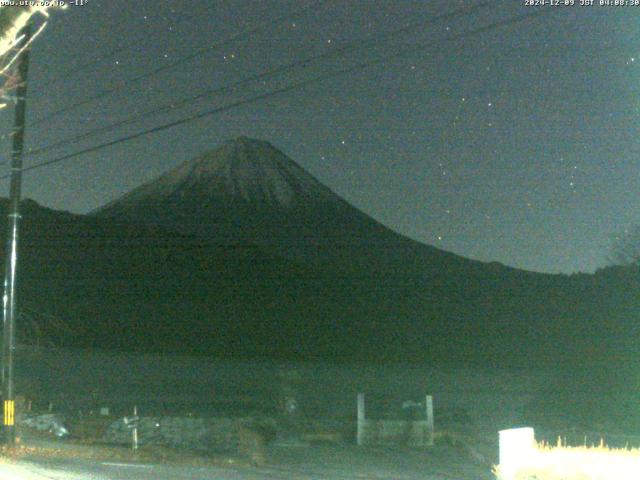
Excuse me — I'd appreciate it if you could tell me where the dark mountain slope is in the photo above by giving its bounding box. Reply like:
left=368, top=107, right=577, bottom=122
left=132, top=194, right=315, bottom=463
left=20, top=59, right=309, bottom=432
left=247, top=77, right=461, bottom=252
left=92, top=137, right=473, bottom=277
left=0, top=138, right=633, bottom=364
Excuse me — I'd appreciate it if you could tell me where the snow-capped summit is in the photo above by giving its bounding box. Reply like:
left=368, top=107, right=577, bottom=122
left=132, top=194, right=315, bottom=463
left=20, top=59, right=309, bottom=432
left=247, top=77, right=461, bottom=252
left=92, top=137, right=457, bottom=273
left=93, top=137, right=388, bottom=245
left=96, top=137, right=341, bottom=213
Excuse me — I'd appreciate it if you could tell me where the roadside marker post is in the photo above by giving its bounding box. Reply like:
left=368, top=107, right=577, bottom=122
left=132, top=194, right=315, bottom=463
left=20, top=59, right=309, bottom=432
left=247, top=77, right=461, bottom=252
left=2, top=400, right=14, bottom=427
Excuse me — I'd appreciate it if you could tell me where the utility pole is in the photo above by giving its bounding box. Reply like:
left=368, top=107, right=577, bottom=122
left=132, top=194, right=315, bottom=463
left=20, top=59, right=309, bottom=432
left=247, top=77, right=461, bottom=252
left=1, top=23, right=32, bottom=447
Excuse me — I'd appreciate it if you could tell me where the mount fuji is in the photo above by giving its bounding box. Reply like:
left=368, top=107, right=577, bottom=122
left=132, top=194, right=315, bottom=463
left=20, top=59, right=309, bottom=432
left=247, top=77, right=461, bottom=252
left=0, top=137, right=635, bottom=363
left=93, top=137, right=469, bottom=274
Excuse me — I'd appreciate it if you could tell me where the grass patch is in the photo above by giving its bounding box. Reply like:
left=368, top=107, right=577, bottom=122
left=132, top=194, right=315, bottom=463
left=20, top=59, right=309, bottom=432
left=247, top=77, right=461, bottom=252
left=495, top=438, right=640, bottom=480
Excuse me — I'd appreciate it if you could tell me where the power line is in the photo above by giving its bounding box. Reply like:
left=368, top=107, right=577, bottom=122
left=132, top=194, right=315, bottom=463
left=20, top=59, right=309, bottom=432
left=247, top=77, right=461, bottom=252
left=32, top=5, right=216, bottom=91
left=0, top=7, right=565, bottom=182
left=15, top=7, right=562, bottom=177
left=25, top=1, right=492, bottom=158
left=29, top=0, right=325, bottom=127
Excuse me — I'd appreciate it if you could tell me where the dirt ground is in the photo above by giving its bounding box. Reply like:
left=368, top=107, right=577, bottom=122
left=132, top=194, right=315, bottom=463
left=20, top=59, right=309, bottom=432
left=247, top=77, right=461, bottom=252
left=10, top=425, right=497, bottom=480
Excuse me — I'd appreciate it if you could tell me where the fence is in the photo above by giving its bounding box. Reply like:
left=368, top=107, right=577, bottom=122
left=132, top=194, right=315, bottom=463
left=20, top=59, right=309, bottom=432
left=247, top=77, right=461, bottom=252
left=356, top=393, right=434, bottom=447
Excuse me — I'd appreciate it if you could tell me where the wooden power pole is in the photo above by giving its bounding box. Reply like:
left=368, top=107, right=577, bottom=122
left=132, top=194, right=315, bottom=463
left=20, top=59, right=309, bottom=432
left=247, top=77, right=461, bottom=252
left=2, top=23, right=32, bottom=447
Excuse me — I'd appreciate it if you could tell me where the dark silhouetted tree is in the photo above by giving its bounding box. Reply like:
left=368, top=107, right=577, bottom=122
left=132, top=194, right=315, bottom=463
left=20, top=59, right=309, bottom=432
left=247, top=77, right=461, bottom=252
left=608, top=225, right=640, bottom=266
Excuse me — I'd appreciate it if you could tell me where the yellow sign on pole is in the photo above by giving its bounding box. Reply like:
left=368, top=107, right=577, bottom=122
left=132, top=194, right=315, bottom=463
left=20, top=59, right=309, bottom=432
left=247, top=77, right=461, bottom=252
left=3, top=399, right=14, bottom=426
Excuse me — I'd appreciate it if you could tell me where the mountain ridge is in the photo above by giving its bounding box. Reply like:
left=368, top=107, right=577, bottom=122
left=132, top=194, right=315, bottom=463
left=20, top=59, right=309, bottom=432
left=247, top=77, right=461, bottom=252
left=0, top=138, right=635, bottom=364
left=92, top=136, right=475, bottom=275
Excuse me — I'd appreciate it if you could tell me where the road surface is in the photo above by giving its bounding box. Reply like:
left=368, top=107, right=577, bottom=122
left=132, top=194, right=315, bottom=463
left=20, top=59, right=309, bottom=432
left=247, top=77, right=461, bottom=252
left=0, top=444, right=494, bottom=479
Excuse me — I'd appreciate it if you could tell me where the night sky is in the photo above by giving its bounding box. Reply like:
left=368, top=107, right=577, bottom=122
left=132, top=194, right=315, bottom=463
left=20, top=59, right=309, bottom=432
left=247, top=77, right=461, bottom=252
left=1, top=0, right=638, bottom=274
